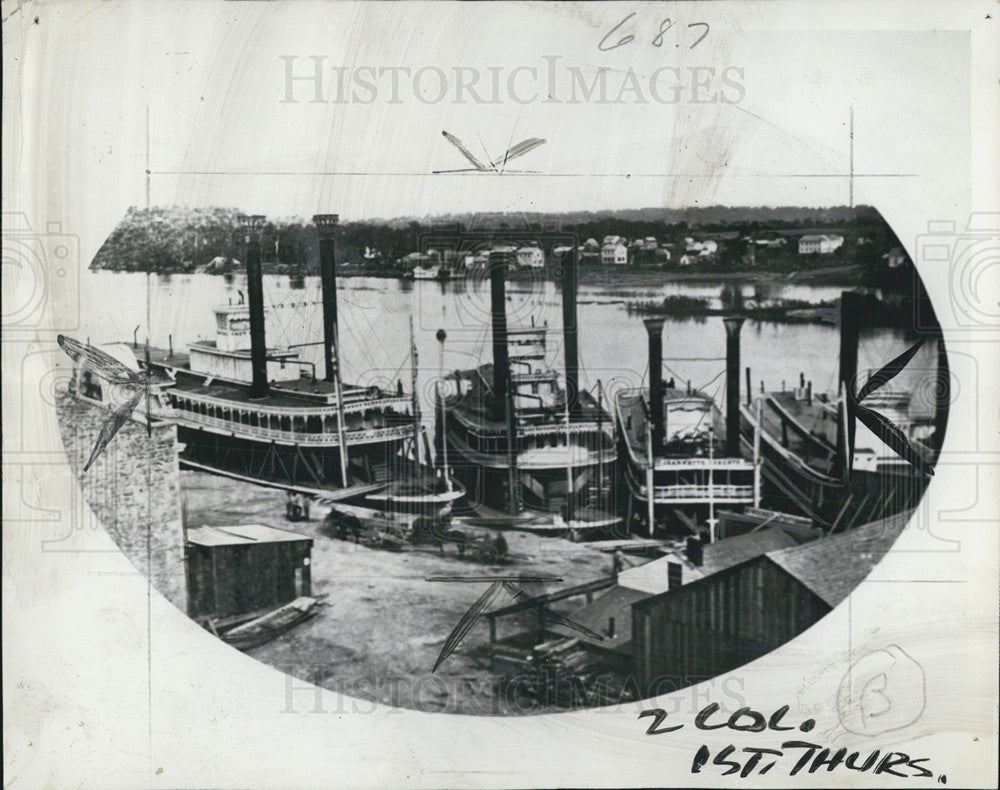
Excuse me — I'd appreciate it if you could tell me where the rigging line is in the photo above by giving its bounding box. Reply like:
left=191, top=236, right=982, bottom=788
left=340, top=319, right=380, bottom=381
left=693, top=375, right=726, bottom=436
left=696, top=367, right=728, bottom=394
left=270, top=285, right=310, bottom=351
left=333, top=292, right=384, bottom=376
left=262, top=278, right=297, bottom=349
left=352, top=300, right=399, bottom=374
left=663, top=361, right=691, bottom=386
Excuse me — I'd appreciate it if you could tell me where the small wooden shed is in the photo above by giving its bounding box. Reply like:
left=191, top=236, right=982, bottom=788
left=186, top=523, right=312, bottom=620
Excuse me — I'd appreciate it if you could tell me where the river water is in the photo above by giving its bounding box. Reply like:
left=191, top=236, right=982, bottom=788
left=76, top=271, right=941, bottom=435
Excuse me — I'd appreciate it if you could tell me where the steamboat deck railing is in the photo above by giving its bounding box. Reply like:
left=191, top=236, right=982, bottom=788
left=169, top=385, right=412, bottom=417
left=168, top=408, right=413, bottom=446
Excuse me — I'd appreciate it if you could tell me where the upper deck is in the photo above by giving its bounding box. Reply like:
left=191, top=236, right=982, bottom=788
left=616, top=386, right=750, bottom=468
left=143, top=346, right=412, bottom=415
left=448, top=363, right=613, bottom=438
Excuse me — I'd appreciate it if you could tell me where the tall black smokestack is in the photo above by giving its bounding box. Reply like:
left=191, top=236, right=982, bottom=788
left=241, top=215, right=269, bottom=400
left=644, top=317, right=666, bottom=452
left=836, top=291, right=864, bottom=472
left=723, top=316, right=745, bottom=457
left=313, top=214, right=340, bottom=382
left=561, top=245, right=580, bottom=415
left=489, top=250, right=510, bottom=423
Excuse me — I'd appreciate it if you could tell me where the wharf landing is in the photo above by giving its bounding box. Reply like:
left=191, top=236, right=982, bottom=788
left=182, top=470, right=621, bottom=715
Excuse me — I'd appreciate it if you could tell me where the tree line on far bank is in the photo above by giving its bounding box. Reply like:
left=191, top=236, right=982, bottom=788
left=90, top=204, right=907, bottom=287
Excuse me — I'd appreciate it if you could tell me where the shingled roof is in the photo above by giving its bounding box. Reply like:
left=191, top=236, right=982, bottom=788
left=765, top=510, right=913, bottom=608
left=701, top=524, right=816, bottom=576
left=618, top=523, right=818, bottom=596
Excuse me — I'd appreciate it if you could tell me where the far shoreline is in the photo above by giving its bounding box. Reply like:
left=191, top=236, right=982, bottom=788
left=89, top=262, right=867, bottom=289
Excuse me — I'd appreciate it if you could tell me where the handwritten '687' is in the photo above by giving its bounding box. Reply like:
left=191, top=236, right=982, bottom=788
left=599, top=14, right=710, bottom=53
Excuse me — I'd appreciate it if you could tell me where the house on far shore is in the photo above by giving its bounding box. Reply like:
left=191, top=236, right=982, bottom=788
left=684, top=237, right=719, bottom=255
left=798, top=234, right=844, bottom=255
left=463, top=252, right=488, bottom=269
left=517, top=245, right=545, bottom=269
left=580, top=238, right=601, bottom=265
left=601, top=236, right=628, bottom=265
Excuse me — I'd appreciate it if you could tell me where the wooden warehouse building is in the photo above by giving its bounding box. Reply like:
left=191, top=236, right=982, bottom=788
left=632, top=510, right=911, bottom=688
left=186, top=523, right=312, bottom=621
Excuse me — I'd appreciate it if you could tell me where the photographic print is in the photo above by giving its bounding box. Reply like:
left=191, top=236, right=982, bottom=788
left=4, top=1, right=998, bottom=788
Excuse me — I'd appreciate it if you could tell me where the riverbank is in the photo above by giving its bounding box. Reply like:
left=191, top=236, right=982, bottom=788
left=625, top=295, right=840, bottom=325
left=181, top=470, right=620, bottom=715
left=95, top=261, right=870, bottom=289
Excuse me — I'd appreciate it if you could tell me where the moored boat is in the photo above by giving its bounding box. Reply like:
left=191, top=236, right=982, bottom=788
left=215, top=596, right=321, bottom=650
left=68, top=213, right=463, bottom=509
left=436, top=249, right=621, bottom=534
left=615, top=316, right=760, bottom=536
left=738, top=291, right=943, bottom=532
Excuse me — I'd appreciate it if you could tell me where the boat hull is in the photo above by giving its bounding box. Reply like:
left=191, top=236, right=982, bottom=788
left=176, top=422, right=406, bottom=491
left=447, top=449, right=619, bottom=520
left=739, top=399, right=931, bottom=531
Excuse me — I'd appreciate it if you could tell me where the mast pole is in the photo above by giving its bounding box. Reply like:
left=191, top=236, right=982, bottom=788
left=563, top=380, right=574, bottom=522
left=332, top=323, right=350, bottom=488
left=436, top=329, right=452, bottom=492
left=410, top=316, right=420, bottom=470
left=645, top=403, right=655, bottom=537
left=506, top=387, right=519, bottom=516
left=596, top=380, right=604, bottom=512
left=754, top=398, right=763, bottom=508
left=708, top=425, right=717, bottom=543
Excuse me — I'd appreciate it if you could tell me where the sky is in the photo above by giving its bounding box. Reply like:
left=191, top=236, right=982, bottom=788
left=8, top=1, right=971, bottom=260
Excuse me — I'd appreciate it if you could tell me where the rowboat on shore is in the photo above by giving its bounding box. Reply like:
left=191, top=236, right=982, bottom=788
left=210, top=596, right=322, bottom=651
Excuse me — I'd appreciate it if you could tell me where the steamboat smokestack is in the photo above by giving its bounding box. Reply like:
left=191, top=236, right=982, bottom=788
left=644, top=317, right=666, bottom=453
left=837, top=290, right=864, bottom=471
left=241, top=214, right=269, bottom=399
left=561, top=245, right=580, bottom=415
left=489, top=250, right=511, bottom=423
left=314, top=214, right=340, bottom=382
left=723, top=316, right=745, bottom=457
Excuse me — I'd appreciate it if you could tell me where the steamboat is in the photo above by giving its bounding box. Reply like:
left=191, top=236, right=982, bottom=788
left=70, top=214, right=462, bottom=507
left=739, top=291, right=944, bottom=532
left=436, top=249, right=621, bottom=533
left=615, top=315, right=760, bottom=536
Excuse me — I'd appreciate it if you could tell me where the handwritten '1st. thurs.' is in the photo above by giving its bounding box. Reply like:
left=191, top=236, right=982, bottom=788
left=599, top=13, right=710, bottom=52
left=638, top=703, right=941, bottom=781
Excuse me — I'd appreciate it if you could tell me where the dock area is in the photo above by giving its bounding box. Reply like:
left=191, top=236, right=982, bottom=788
left=182, top=470, right=630, bottom=715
